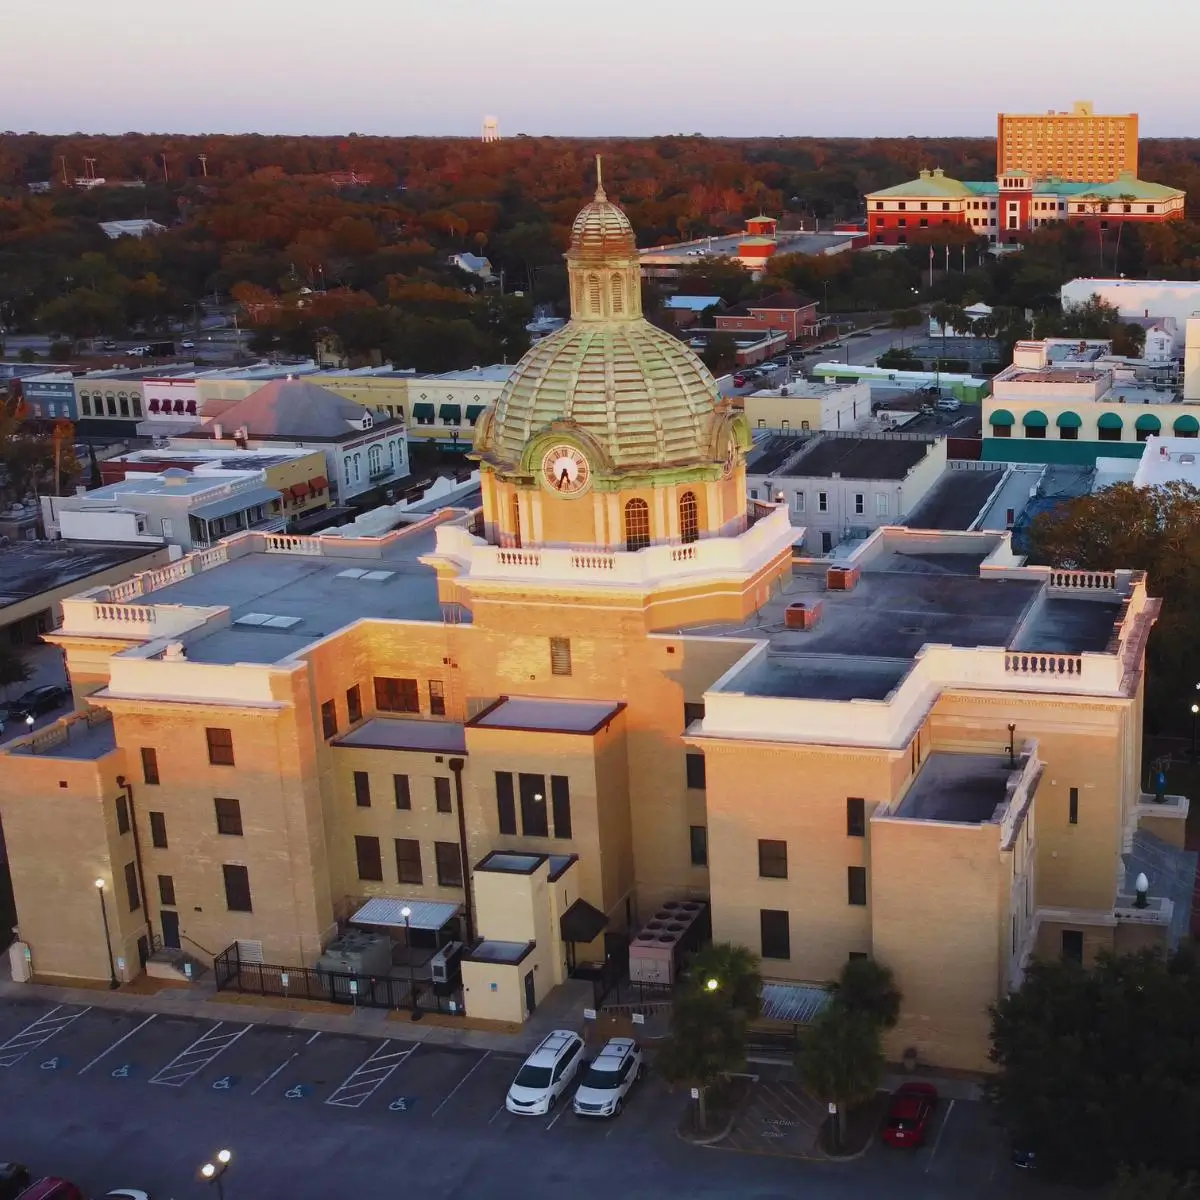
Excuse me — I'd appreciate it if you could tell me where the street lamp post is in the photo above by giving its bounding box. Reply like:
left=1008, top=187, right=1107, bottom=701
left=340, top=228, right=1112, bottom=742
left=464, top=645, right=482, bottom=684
left=400, top=906, right=423, bottom=1022
left=200, top=1148, right=232, bottom=1200
left=1191, top=704, right=1199, bottom=759
left=94, top=878, right=118, bottom=989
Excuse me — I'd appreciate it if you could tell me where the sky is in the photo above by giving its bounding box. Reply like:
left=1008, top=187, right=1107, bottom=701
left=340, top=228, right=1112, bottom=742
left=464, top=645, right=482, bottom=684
left=8, top=0, right=1200, bottom=138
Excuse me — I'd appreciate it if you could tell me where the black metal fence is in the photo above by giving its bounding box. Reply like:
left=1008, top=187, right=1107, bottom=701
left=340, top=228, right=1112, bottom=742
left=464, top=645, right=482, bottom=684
left=214, top=944, right=464, bottom=1016
left=592, top=972, right=674, bottom=1011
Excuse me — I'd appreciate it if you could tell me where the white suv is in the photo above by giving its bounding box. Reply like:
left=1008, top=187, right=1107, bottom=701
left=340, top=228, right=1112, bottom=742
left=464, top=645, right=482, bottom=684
left=573, top=1037, right=644, bottom=1118
left=505, top=1030, right=585, bottom=1115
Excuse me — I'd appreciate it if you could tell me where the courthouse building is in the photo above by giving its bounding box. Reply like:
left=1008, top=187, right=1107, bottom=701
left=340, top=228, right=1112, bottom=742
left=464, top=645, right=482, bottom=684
left=0, top=172, right=1189, bottom=1071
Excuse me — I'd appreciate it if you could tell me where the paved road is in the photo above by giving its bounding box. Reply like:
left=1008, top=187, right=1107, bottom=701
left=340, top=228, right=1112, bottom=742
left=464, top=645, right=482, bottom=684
left=0, top=995, right=1058, bottom=1199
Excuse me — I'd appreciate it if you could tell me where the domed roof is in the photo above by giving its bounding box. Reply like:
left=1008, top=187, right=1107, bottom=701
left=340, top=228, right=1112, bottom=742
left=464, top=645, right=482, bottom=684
left=482, top=319, right=721, bottom=473
left=569, top=190, right=636, bottom=260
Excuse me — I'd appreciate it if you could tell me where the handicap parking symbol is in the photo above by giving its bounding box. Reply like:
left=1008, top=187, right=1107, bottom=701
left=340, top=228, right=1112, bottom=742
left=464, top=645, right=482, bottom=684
left=389, top=1096, right=416, bottom=1113
left=284, top=1084, right=311, bottom=1099
left=211, top=1075, right=239, bottom=1091
left=40, top=1057, right=64, bottom=1071
left=110, top=1064, right=134, bottom=1079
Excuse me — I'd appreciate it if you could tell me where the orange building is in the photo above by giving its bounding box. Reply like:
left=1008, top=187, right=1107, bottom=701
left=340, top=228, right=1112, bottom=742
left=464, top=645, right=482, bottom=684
left=998, top=101, right=1138, bottom=184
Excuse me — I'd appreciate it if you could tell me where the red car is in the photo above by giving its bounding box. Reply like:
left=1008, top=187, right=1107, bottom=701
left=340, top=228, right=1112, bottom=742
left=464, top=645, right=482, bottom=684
left=882, top=1082, right=938, bottom=1148
left=733, top=374, right=746, bottom=387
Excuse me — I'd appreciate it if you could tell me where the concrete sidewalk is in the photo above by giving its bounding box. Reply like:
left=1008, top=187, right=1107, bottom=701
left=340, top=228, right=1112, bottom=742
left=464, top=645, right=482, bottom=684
left=0, top=962, right=597, bottom=1054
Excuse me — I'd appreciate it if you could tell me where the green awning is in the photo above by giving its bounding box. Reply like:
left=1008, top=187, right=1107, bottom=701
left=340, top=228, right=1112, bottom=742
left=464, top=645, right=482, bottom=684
left=1022, top=410, right=1048, bottom=428
left=1055, top=411, right=1082, bottom=428
left=1174, top=413, right=1200, bottom=434
left=1096, top=412, right=1123, bottom=430
left=439, top=403, right=462, bottom=424
left=412, top=402, right=435, bottom=421
left=1135, top=413, right=1162, bottom=433
left=465, top=404, right=486, bottom=423
left=990, top=409, right=1014, bottom=427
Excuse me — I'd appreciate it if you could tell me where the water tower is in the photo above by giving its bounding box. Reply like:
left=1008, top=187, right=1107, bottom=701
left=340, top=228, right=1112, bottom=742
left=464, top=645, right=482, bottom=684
left=482, top=115, right=500, bottom=143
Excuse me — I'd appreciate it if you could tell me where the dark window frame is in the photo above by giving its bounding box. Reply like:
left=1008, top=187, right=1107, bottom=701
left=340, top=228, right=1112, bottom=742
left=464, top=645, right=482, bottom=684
left=434, top=776, right=453, bottom=814
left=393, top=774, right=411, bottom=810
left=346, top=684, right=363, bottom=724
left=1069, top=787, right=1079, bottom=824
left=690, top=824, right=708, bottom=866
left=355, top=834, right=383, bottom=882
left=124, top=861, right=140, bottom=912
left=395, top=838, right=423, bottom=885
left=685, top=753, right=706, bottom=790
left=354, top=771, right=372, bottom=808
left=551, top=774, right=572, bottom=840
left=157, top=874, right=176, bottom=906
left=149, top=810, right=168, bottom=849
left=321, top=700, right=338, bottom=739
left=683, top=701, right=706, bottom=727
left=519, top=772, right=549, bottom=838
left=847, top=797, right=866, bottom=837
left=496, top=771, right=517, bottom=834
left=758, top=839, right=788, bottom=879
left=373, top=676, right=420, bottom=713
left=848, top=865, right=868, bottom=906
left=140, top=747, right=160, bottom=785
left=214, top=796, right=243, bottom=837
left=434, top=841, right=464, bottom=888
left=428, top=680, right=446, bottom=717
left=760, top=909, right=790, bottom=959
left=223, top=864, right=252, bottom=912
left=206, top=727, right=235, bottom=766
left=1061, top=928, right=1084, bottom=963
left=116, top=794, right=130, bottom=835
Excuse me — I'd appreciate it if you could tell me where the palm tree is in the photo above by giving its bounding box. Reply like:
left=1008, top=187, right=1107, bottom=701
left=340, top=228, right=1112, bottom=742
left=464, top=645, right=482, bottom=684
left=798, top=1005, right=884, bottom=1148
left=657, top=990, right=748, bottom=1131
left=890, top=308, right=922, bottom=350
left=828, top=958, right=901, bottom=1029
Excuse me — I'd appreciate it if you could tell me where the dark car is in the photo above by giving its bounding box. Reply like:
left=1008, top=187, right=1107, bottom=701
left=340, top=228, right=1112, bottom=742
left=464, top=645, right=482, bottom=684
left=881, top=1082, right=938, bottom=1148
left=0, top=1164, right=31, bottom=1200
left=11, top=685, right=72, bottom=721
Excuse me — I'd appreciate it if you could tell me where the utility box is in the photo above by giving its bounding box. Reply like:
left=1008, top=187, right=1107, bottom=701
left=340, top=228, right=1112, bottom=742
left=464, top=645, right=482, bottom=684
left=826, top=565, right=860, bottom=591
left=784, top=600, right=823, bottom=630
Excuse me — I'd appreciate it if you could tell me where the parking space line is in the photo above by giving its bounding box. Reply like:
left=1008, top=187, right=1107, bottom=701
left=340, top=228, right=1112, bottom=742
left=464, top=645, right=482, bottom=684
left=488, top=1104, right=507, bottom=1125
left=546, top=1103, right=567, bottom=1131
left=431, top=1051, right=489, bottom=1117
left=924, top=1098, right=956, bottom=1173
left=251, top=1032, right=321, bottom=1096
left=325, top=1040, right=417, bottom=1109
left=78, top=1014, right=157, bottom=1075
left=0, top=1006, right=89, bottom=1068
left=148, top=1022, right=251, bottom=1087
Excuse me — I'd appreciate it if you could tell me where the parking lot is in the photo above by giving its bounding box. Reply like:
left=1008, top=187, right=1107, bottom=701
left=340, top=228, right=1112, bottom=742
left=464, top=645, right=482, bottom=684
left=0, top=996, right=674, bottom=1135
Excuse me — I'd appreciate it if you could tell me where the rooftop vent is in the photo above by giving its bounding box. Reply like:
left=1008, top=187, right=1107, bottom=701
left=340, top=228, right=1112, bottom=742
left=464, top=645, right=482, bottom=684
left=784, top=600, right=823, bottom=630
left=162, top=641, right=187, bottom=661
left=335, top=568, right=395, bottom=582
left=826, top=565, right=860, bottom=592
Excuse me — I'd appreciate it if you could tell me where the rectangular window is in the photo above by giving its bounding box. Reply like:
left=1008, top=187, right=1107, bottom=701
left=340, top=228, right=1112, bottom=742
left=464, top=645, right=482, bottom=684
left=875, top=494, right=889, bottom=517
left=81, top=396, right=92, bottom=417
left=355, top=834, right=383, bottom=882
left=392, top=774, right=411, bottom=810
left=158, top=874, right=176, bottom=906
left=321, top=700, right=338, bottom=739
left=690, top=824, right=708, bottom=866
left=496, top=771, right=517, bottom=834
left=434, top=776, right=452, bottom=814
left=551, top=775, right=572, bottom=839
left=847, top=797, right=866, bottom=837
left=760, top=909, right=790, bottom=959
left=124, top=861, right=140, bottom=911
left=519, top=772, right=549, bottom=838
left=792, top=492, right=805, bottom=514
left=685, top=753, right=706, bottom=790
left=206, top=727, right=234, bottom=766
left=683, top=702, right=706, bottom=727
left=141, top=747, right=160, bottom=785
left=116, top=794, right=130, bottom=835
left=1061, top=929, right=1083, bottom=964
left=1069, top=787, right=1079, bottom=825
left=428, top=680, right=446, bottom=716
left=550, top=637, right=572, bottom=676
left=817, top=491, right=829, bottom=513
left=395, top=838, right=423, bottom=885
left=214, top=797, right=243, bottom=836
left=346, top=685, right=363, bottom=724
left=149, top=811, right=168, bottom=849
left=435, top=841, right=463, bottom=888
left=848, top=865, right=867, bottom=906
left=854, top=493, right=865, bottom=515
left=353, top=771, right=372, bottom=808
left=223, top=864, right=252, bottom=912
left=374, top=677, right=419, bottom=713
left=758, top=839, right=788, bottom=879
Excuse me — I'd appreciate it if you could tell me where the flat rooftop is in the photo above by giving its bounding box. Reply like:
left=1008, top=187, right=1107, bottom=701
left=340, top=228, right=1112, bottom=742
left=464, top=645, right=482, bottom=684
left=778, top=437, right=935, bottom=481
left=893, top=752, right=1014, bottom=823
left=10, top=716, right=116, bottom=761
left=640, top=231, right=856, bottom=261
left=747, top=435, right=807, bottom=476
left=139, top=527, right=447, bottom=665
left=85, top=472, right=259, bottom=500
left=471, top=697, right=623, bottom=735
left=688, top=535, right=1125, bottom=702
left=0, top=541, right=163, bottom=614
left=334, top=716, right=466, bottom=755
left=903, top=468, right=1004, bottom=531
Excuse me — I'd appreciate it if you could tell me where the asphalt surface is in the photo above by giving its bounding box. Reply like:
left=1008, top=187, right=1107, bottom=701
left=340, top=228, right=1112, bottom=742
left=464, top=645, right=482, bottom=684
left=0, top=995, right=1061, bottom=1199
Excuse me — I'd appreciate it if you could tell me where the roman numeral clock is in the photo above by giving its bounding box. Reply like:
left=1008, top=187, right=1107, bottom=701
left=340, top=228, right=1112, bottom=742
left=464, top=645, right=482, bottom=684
left=541, top=445, right=591, bottom=495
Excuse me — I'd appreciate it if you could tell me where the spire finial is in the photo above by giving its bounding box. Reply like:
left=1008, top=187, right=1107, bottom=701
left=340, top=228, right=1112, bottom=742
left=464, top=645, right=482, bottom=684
left=595, top=154, right=606, bottom=200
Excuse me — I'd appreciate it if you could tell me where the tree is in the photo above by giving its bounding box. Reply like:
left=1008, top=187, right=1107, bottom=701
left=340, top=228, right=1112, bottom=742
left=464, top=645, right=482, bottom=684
left=989, top=949, right=1200, bottom=1186
left=657, top=990, right=748, bottom=1131
left=1028, top=481, right=1200, bottom=733
left=929, top=301, right=967, bottom=369
left=889, top=307, right=922, bottom=349
left=686, top=942, right=764, bottom=1019
left=0, top=645, right=31, bottom=697
left=828, top=957, right=901, bottom=1029
left=797, top=1005, right=884, bottom=1148
left=1109, top=1166, right=1199, bottom=1200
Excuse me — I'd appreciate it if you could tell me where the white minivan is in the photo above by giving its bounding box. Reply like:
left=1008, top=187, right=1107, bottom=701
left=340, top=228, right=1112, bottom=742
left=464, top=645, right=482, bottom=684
left=505, top=1030, right=585, bottom=1115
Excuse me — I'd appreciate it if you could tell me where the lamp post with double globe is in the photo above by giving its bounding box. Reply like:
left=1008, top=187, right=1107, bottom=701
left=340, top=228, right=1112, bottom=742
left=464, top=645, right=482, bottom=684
left=200, top=1148, right=232, bottom=1200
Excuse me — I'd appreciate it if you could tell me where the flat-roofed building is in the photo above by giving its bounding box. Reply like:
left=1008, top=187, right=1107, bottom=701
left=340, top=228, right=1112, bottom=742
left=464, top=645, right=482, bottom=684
left=998, top=101, right=1138, bottom=183
left=0, top=170, right=1187, bottom=1075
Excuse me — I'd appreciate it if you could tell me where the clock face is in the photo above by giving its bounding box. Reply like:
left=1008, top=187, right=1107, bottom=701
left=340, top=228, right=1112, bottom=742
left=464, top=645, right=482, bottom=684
left=541, top=445, right=591, bottom=495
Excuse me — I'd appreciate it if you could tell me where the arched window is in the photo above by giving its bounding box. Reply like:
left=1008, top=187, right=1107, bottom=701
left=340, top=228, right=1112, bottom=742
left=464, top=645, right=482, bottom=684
left=611, top=273, right=624, bottom=315
left=679, top=491, right=699, bottom=544
left=624, top=498, right=651, bottom=552
left=353, top=453, right=362, bottom=483
left=588, top=273, right=602, bottom=315
left=511, top=492, right=522, bottom=549
left=368, top=444, right=382, bottom=477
